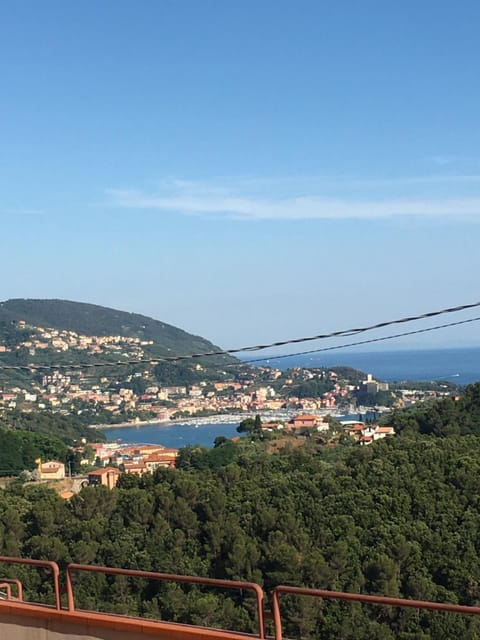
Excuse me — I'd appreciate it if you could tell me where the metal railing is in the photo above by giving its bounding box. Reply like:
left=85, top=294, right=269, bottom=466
left=0, top=557, right=60, bottom=609
left=66, top=563, right=266, bottom=638
left=0, top=583, right=12, bottom=600
left=3, top=556, right=480, bottom=639
left=271, top=585, right=480, bottom=640
left=0, top=578, right=24, bottom=601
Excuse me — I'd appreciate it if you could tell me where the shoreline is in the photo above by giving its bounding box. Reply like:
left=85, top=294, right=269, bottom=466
left=93, top=418, right=170, bottom=429
left=91, top=407, right=379, bottom=431
left=92, top=413, right=253, bottom=430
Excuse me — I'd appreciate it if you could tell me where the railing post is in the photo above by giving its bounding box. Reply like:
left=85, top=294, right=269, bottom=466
left=271, top=589, right=283, bottom=640
left=0, top=583, right=12, bottom=600
left=0, top=579, right=22, bottom=601
left=66, top=565, right=75, bottom=612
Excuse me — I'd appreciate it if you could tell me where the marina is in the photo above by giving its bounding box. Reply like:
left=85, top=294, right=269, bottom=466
left=98, top=408, right=380, bottom=449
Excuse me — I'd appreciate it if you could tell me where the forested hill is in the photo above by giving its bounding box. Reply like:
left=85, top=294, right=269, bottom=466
left=5, top=434, right=480, bottom=639
left=0, top=298, right=236, bottom=363
left=386, top=382, right=480, bottom=437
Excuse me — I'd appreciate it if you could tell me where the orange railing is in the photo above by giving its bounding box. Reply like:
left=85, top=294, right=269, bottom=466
left=0, top=556, right=60, bottom=609
left=0, top=578, right=23, bottom=601
left=66, top=562, right=266, bottom=638
left=271, top=585, right=480, bottom=640
left=0, top=583, right=12, bottom=600
left=3, top=556, right=480, bottom=639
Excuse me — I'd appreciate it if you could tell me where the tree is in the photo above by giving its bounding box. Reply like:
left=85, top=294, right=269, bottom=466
left=237, top=418, right=255, bottom=434
left=237, top=415, right=263, bottom=439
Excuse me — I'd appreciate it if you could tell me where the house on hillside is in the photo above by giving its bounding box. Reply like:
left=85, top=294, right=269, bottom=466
left=345, top=423, right=395, bottom=445
left=374, top=426, right=395, bottom=440
left=261, top=421, right=284, bottom=431
left=123, top=462, right=148, bottom=476
left=88, top=467, right=121, bottom=489
left=144, top=449, right=178, bottom=471
left=288, top=414, right=318, bottom=429
left=38, top=461, right=65, bottom=480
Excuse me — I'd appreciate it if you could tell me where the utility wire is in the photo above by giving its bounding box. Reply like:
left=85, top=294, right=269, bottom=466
left=241, top=316, right=480, bottom=364
left=200, top=299, right=480, bottom=355
left=0, top=300, right=479, bottom=371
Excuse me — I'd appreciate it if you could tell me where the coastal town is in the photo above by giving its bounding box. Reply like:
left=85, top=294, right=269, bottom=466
left=0, top=319, right=460, bottom=491
left=33, top=414, right=396, bottom=498
left=0, top=322, right=454, bottom=421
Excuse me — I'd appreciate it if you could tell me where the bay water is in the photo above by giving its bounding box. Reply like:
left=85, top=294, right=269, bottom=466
left=100, top=347, right=480, bottom=449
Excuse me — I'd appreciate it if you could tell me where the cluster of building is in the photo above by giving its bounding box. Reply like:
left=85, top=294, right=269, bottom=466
left=343, top=422, right=395, bottom=445
left=1, top=380, right=333, bottom=417
left=0, top=367, right=342, bottom=421
left=86, top=442, right=178, bottom=472
left=1, top=321, right=153, bottom=356
left=35, top=414, right=396, bottom=497
left=260, top=413, right=395, bottom=445
left=261, top=413, right=331, bottom=434
left=36, top=442, right=179, bottom=491
left=0, top=322, right=351, bottom=419
left=87, top=443, right=179, bottom=489
left=0, top=321, right=453, bottom=425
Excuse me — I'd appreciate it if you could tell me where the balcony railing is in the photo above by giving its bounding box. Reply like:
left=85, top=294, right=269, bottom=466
left=2, top=556, right=480, bottom=639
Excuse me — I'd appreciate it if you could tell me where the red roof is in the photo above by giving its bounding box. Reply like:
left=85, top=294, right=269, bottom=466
left=145, top=452, right=177, bottom=463
left=88, top=466, right=120, bottom=476
left=40, top=461, right=64, bottom=473
left=124, top=462, right=146, bottom=470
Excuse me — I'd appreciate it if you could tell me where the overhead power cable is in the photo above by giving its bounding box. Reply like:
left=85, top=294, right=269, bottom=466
left=0, top=300, right=479, bottom=371
left=241, top=315, right=480, bottom=364
left=198, top=299, right=480, bottom=356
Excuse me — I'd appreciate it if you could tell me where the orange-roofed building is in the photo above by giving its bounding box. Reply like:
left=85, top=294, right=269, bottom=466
left=144, top=449, right=178, bottom=471
left=373, top=426, right=395, bottom=440
left=39, top=461, right=65, bottom=480
left=119, top=444, right=165, bottom=458
left=262, top=421, right=283, bottom=431
left=345, top=423, right=365, bottom=437
left=59, top=490, right=74, bottom=500
left=88, top=467, right=121, bottom=489
left=287, top=414, right=319, bottom=430
left=133, top=444, right=166, bottom=455
left=123, top=462, right=148, bottom=476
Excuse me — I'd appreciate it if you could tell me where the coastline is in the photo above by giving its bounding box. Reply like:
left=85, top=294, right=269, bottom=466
left=91, top=407, right=377, bottom=431
left=92, top=413, right=251, bottom=430
left=93, top=418, right=170, bottom=429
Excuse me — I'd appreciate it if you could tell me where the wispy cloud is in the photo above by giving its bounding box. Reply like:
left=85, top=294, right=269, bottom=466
left=429, top=155, right=456, bottom=166
left=0, top=207, right=44, bottom=217
left=105, top=176, right=480, bottom=221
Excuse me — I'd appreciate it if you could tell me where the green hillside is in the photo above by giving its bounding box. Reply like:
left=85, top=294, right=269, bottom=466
left=5, top=388, right=480, bottom=637
left=0, top=298, right=236, bottom=365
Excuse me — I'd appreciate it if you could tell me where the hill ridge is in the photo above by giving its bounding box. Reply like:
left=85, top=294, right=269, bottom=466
left=0, top=298, right=234, bottom=362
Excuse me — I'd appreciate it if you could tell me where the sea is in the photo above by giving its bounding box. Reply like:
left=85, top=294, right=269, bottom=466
left=252, top=346, right=480, bottom=386
left=100, top=347, right=480, bottom=450
left=100, top=420, right=243, bottom=450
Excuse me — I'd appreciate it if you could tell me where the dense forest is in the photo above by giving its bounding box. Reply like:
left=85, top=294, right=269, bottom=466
left=0, top=429, right=69, bottom=476
left=3, top=382, right=480, bottom=638
left=385, top=382, right=480, bottom=437
left=0, top=410, right=104, bottom=446
left=0, top=411, right=104, bottom=477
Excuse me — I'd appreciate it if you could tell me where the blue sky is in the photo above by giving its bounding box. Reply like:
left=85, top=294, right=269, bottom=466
left=1, top=1, right=480, bottom=352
